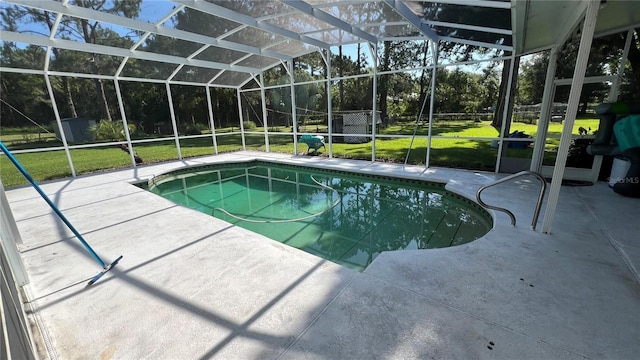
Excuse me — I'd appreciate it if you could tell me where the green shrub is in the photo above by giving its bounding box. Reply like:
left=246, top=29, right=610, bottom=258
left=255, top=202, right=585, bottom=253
left=243, top=120, right=257, bottom=130
left=89, top=120, right=136, bottom=141
left=183, top=124, right=202, bottom=135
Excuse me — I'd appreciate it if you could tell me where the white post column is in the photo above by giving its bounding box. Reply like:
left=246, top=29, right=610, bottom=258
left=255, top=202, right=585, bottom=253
left=542, top=0, right=600, bottom=234
left=205, top=86, right=219, bottom=154
left=114, top=79, right=137, bottom=167
left=44, top=73, right=76, bottom=177
left=289, top=61, right=299, bottom=155
left=370, top=43, right=378, bottom=162
left=325, top=50, right=333, bottom=158
left=259, top=74, right=270, bottom=152
left=237, top=88, right=246, bottom=150
left=165, top=83, right=182, bottom=159
left=608, top=28, right=634, bottom=102
left=0, top=181, right=29, bottom=285
left=530, top=46, right=559, bottom=172
left=495, top=53, right=517, bottom=173
left=426, top=41, right=438, bottom=168
left=43, top=46, right=75, bottom=177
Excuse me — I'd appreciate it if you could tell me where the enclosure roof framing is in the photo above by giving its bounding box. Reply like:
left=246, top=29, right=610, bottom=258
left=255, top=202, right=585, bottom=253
left=175, top=0, right=332, bottom=49
left=1, top=0, right=639, bottom=87
left=281, top=0, right=379, bottom=44
left=1, top=31, right=261, bottom=74
left=382, top=0, right=439, bottom=42
left=7, top=0, right=293, bottom=61
left=420, top=0, right=511, bottom=10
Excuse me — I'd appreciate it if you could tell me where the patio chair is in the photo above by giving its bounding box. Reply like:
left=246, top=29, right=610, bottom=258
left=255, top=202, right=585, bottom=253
left=299, top=134, right=326, bottom=154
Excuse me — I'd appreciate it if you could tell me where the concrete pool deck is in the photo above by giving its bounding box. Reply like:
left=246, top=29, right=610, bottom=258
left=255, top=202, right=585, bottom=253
left=5, top=151, right=639, bottom=359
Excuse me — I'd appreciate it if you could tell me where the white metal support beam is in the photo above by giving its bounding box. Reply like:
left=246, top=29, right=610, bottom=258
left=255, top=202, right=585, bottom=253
left=9, top=0, right=291, bottom=62
left=165, top=44, right=211, bottom=82
left=114, top=79, right=138, bottom=167
left=44, top=71, right=76, bottom=177
left=259, top=73, right=270, bottom=152
left=426, top=41, right=438, bottom=168
left=165, top=83, right=183, bottom=160
left=176, top=0, right=331, bottom=50
left=0, top=181, right=30, bottom=286
left=114, top=57, right=129, bottom=79
left=494, top=52, right=517, bottom=173
left=609, top=29, right=634, bottom=102
left=288, top=61, right=298, bottom=155
left=289, top=61, right=299, bottom=155
left=116, top=5, right=186, bottom=79
left=438, top=36, right=513, bottom=52
left=553, top=75, right=614, bottom=86
left=378, top=36, right=433, bottom=42
left=383, top=0, right=439, bottom=42
left=49, top=12, right=64, bottom=40
left=418, top=0, right=511, bottom=9
left=207, top=70, right=226, bottom=86
left=282, top=0, right=378, bottom=44
left=369, top=43, right=378, bottom=162
left=167, top=65, right=186, bottom=83
left=238, top=75, right=260, bottom=89
left=542, top=0, right=600, bottom=234
left=237, top=89, right=247, bottom=150
left=564, top=6, right=592, bottom=45
left=422, top=20, right=512, bottom=36
left=324, top=50, right=333, bottom=158
left=205, top=86, right=219, bottom=154
left=2, top=32, right=262, bottom=74
left=530, top=46, right=559, bottom=173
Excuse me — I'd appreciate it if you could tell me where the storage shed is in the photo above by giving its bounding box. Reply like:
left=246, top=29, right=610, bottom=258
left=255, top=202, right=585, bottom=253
left=51, top=118, right=96, bottom=143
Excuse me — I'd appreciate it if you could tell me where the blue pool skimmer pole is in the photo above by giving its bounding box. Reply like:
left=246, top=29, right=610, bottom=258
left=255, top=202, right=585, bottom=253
left=0, top=142, right=122, bottom=286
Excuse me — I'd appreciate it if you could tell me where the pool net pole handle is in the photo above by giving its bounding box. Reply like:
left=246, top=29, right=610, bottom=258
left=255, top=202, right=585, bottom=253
left=0, top=142, right=106, bottom=268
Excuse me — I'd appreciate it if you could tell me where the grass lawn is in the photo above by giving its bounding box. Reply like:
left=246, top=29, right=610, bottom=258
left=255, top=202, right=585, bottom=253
left=1, top=119, right=600, bottom=188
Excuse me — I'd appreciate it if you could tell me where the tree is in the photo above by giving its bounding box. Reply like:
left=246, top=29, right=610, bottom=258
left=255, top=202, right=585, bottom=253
left=377, top=40, right=428, bottom=119
left=89, top=120, right=143, bottom=163
left=62, top=0, right=141, bottom=121
left=434, top=68, right=480, bottom=113
left=518, top=28, right=640, bottom=109
left=1, top=0, right=141, bottom=123
left=417, top=1, right=514, bottom=128
left=0, top=44, right=54, bottom=127
left=518, top=53, right=548, bottom=105
left=6, top=1, right=141, bottom=121
left=492, top=55, right=520, bottom=128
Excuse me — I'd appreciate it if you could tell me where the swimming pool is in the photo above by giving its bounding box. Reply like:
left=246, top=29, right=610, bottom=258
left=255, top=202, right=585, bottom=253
left=146, top=161, right=492, bottom=271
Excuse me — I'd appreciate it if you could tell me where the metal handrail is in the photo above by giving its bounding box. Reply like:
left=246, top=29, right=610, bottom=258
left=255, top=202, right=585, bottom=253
left=476, top=171, right=547, bottom=231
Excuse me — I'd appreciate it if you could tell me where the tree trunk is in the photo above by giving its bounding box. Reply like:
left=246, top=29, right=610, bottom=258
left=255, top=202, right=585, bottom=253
left=48, top=47, right=78, bottom=118
left=626, top=29, right=640, bottom=87
left=213, top=90, right=222, bottom=129
left=492, top=56, right=520, bottom=130
left=119, top=144, right=143, bottom=164
left=418, top=42, right=430, bottom=113
left=63, top=77, right=78, bottom=118
left=580, top=100, right=588, bottom=115
left=94, top=78, right=112, bottom=121
left=378, top=76, right=389, bottom=119
left=356, top=43, right=361, bottom=96
left=338, top=46, right=344, bottom=111
left=79, top=17, right=112, bottom=121
left=378, top=41, right=393, bottom=119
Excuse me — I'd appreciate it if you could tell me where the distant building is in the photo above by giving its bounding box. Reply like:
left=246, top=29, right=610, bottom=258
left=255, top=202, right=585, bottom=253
left=51, top=118, right=96, bottom=143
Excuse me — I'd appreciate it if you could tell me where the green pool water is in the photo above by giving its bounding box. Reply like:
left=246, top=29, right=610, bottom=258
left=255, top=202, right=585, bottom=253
left=146, top=161, right=492, bottom=271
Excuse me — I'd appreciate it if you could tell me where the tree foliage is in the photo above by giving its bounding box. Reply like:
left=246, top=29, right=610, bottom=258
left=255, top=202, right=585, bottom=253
left=518, top=28, right=640, bottom=109
left=1, top=2, right=637, bottom=141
